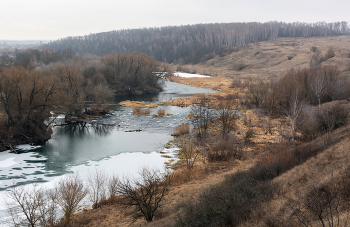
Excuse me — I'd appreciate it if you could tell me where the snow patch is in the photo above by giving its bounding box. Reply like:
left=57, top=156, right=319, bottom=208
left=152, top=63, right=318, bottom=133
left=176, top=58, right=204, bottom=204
left=173, top=72, right=211, bottom=78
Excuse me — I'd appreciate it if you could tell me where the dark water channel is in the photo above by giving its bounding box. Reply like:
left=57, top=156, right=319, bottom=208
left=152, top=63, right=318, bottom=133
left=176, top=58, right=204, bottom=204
left=0, top=80, right=217, bottom=197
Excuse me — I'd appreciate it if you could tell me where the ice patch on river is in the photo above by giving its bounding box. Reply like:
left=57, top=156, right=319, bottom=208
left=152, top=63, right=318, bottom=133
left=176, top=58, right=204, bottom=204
left=174, top=72, right=211, bottom=78
left=0, top=147, right=179, bottom=219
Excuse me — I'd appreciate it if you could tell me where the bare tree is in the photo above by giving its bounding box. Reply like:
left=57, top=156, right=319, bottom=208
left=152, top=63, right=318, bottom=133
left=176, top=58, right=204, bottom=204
left=54, top=174, right=87, bottom=226
left=190, top=96, right=214, bottom=139
left=87, top=168, right=107, bottom=209
left=175, top=135, right=200, bottom=169
left=310, top=73, right=326, bottom=107
left=287, top=90, right=304, bottom=142
left=215, top=96, right=238, bottom=137
left=117, top=167, right=172, bottom=222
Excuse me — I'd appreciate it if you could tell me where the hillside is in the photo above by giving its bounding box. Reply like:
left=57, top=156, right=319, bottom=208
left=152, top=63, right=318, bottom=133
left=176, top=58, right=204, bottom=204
left=176, top=35, right=350, bottom=82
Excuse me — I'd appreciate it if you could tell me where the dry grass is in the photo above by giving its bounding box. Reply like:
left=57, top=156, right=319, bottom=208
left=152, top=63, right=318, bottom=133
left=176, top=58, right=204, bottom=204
left=173, top=36, right=350, bottom=82
left=132, top=107, right=151, bottom=115
left=171, top=123, right=190, bottom=136
left=120, top=100, right=158, bottom=108
left=152, top=108, right=173, bottom=117
left=242, top=125, right=350, bottom=226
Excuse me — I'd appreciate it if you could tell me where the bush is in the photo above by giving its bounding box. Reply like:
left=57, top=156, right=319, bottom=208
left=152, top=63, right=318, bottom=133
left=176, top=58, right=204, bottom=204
left=55, top=174, right=88, bottom=226
left=133, top=107, right=150, bottom=115
left=87, top=169, right=107, bottom=209
left=310, top=46, right=318, bottom=53
left=300, top=103, right=349, bottom=140
left=172, top=123, right=190, bottom=136
left=6, top=184, right=57, bottom=227
left=176, top=171, right=277, bottom=227
left=117, top=167, right=172, bottom=222
left=206, top=135, right=244, bottom=161
left=232, top=60, right=247, bottom=71
left=291, top=183, right=346, bottom=227
left=132, top=107, right=142, bottom=115
left=175, top=135, right=200, bottom=169
left=250, top=142, right=320, bottom=181
left=324, top=46, right=335, bottom=60
left=157, top=108, right=165, bottom=117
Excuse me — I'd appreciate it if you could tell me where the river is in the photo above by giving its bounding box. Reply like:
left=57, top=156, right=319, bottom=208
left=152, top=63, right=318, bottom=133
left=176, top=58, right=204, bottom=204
left=0, top=78, right=217, bottom=220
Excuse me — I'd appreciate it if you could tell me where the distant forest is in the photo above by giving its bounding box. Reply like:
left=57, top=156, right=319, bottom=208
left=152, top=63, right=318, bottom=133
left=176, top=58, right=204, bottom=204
left=41, top=21, right=349, bottom=64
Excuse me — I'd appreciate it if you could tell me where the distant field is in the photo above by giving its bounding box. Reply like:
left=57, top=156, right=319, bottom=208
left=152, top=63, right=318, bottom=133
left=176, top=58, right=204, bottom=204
left=177, top=35, right=350, bottom=82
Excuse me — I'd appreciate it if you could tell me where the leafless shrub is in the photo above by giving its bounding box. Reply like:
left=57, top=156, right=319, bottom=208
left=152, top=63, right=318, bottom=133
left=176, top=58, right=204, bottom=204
left=291, top=184, right=347, bottom=227
left=87, top=169, right=107, bottom=209
left=300, top=103, right=349, bottom=140
left=206, top=135, right=244, bottom=161
left=143, top=108, right=150, bottom=115
left=247, top=82, right=269, bottom=107
left=310, top=46, right=318, bottom=53
left=132, top=107, right=151, bottom=115
left=54, top=174, right=87, bottom=226
left=250, top=142, right=321, bottom=181
left=175, top=135, right=200, bottom=169
left=132, top=107, right=142, bottom=115
left=231, top=79, right=249, bottom=88
left=215, top=95, right=238, bottom=137
left=5, top=183, right=57, bottom=227
left=324, top=46, right=335, bottom=60
left=244, top=127, right=255, bottom=143
left=117, top=167, right=173, bottom=222
left=190, top=96, right=215, bottom=139
left=171, top=123, right=190, bottom=136
left=157, top=108, right=165, bottom=117
left=107, top=174, right=120, bottom=198
left=176, top=170, right=277, bottom=227
left=232, top=60, right=247, bottom=71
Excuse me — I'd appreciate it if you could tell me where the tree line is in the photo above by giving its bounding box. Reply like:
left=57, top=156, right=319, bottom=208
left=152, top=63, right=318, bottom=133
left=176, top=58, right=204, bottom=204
left=0, top=51, right=167, bottom=151
left=41, top=21, right=349, bottom=64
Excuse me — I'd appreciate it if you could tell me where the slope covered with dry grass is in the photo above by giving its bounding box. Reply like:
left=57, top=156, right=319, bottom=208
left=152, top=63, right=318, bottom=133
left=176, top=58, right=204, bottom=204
left=176, top=35, right=350, bottom=82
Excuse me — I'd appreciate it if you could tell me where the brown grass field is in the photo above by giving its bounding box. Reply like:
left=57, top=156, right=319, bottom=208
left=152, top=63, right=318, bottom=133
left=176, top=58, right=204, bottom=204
left=173, top=35, right=350, bottom=82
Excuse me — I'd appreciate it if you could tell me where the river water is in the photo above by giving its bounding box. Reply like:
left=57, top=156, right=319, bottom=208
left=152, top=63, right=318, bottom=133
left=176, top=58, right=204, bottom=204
left=0, top=79, right=216, bottom=219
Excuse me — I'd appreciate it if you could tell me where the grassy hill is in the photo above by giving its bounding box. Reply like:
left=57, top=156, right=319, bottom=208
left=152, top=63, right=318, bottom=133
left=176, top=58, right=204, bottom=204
left=177, top=35, right=350, bottom=82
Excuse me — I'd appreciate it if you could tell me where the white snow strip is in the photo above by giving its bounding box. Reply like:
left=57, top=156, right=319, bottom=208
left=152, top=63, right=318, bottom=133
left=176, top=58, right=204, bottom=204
left=173, top=72, right=211, bottom=78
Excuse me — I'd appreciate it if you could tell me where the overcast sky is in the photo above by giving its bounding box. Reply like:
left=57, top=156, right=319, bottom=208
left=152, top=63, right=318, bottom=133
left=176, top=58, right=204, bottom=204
left=1, top=0, right=349, bottom=40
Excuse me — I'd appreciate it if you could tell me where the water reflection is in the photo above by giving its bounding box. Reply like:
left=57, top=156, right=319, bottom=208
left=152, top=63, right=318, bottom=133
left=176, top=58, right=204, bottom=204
left=0, top=80, right=217, bottom=193
left=59, top=122, right=116, bottom=137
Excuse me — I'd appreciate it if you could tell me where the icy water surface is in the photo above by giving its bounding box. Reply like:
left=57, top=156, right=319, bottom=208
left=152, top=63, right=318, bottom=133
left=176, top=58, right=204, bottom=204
left=0, top=80, right=217, bottom=216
